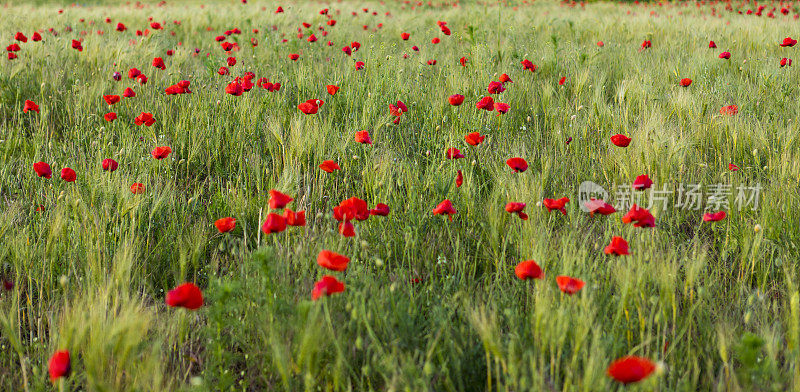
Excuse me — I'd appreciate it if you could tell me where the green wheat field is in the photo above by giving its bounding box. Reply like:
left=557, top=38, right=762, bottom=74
left=1, top=0, right=800, bottom=390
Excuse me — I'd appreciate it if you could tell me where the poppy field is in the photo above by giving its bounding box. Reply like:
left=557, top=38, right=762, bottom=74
left=3, top=0, right=800, bottom=390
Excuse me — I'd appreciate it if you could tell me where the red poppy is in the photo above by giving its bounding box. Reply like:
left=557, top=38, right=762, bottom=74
left=33, top=162, right=52, bottom=178
left=476, top=96, right=494, bottom=111
left=607, top=356, right=656, bottom=384
left=312, top=275, right=345, bottom=300
left=14, top=32, right=28, bottom=42
left=275, top=6, right=284, bottom=13
left=708, top=40, right=717, bottom=48
left=781, top=58, right=792, bottom=67
left=460, top=57, right=468, bottom=66
left=60, top=168, right=76, bottom=182
left=506, top=157, right=528, bottom=173
left=136, top=74, right=148, bottom=85
left=632, top=174, right=653, bottom=190
left=703, top=211, right=726, bottom=222
left=584, top=199, right=616, bottom=216
left=7, top=43, right=20, bottom=52
left=104, top=112, right=117, bottom=122
left=604, top=236, right=630, bottom=256
left=679, top=78, right=692, bottom=87
left=621, top=204, right=655, bottom=228
left=334, top=197, right=369, bottom=221
left=261, top=213, right=287, bottom=234
left=130, top=183, right=145, bottom=194
left=48, top=350, right=71, bottom=383
left=165, top=282, right=204, bottom=310
left=369, top=203, right=390, bottom=216
left=355, top=61, right=365, bottom=70
left=317, top=250, right=350, bottom=271
left=499, top=73, right=513, bottom=84
left=355, top=130, right=372, bottom=145
left=134, top=112, right=155, bottom=126
left=269, top=190, right=293, bottom=209
left=319, top=160, right=341, bottom=173
left=728, top=163, right=739, bottom=171
left=446, top=148, right=465, bottom=159
left=719, top=51, right=731, bottom=59
left=433, top=199, right=457, bottom=220
left=283, top=209, right=306, bottom=226
left=515, top=260, right=543, bottom=280
left=225, top=81, right=243, bottom=96
left=152, top=57, right=166, bottom=70
left=23, top=100, right=39, bottom=113
left=543, top=197, right=570, bottom=215
left=640, top=40, right=651, bottom=50
left=487, top=81, right=505, bottom=94
left=610, top=134, right=631, bottom=147
left=71, top=39, right=83, bottom=51
left=102, top=158, right=118, bottom=172
left=597, top=41, right=604, bottom=47
left=103, top=95, right=121, bottom=105
left=505, top=202, right=529, bottom=220
left=448, top=94, right=465, bottom=106
left=288, top=53, right=300, bottom=60
left=521, top=59, right=537, bottom=71
left=123, top=87, right=135, bottom=98
left=558, top=76, right=566, bottom=85
left=720, top=105, right=738, bottom=116
left=494, top=102, right=510, bottom=114
left=465, top=132, right=485, bottom=146
left=401, top=32, right=410, bottom=40
left=556, top=276, right=585, bottom=295
left=342, top=46, right=352, bottom=56
left=151, top=146, right=172, bottom=160
left=326, top=85, right=339, bottom=95
left=338, top=220, right=355, bottom=237
left=780, top=37, right=797, bottom=47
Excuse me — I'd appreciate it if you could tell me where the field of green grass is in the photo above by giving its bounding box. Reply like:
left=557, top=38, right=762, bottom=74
left=2, top=0, right=800, bottom=390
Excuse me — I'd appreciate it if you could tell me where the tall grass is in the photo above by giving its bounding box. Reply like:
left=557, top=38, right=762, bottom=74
left=1, top=0, right=799, bottom=390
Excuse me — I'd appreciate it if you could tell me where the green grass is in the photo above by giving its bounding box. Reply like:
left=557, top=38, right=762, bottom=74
left=1, top=0, right=800, bottom=390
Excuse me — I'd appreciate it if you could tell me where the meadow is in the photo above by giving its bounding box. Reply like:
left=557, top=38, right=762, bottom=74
left=1, top=0, right=800, bottom=390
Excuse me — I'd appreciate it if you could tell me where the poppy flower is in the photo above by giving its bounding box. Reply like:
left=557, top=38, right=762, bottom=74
left=556, top=276, right=585, bottom=295
left=333, top=197, right=369, bottom=221
left=6, top=43, right=21, bottom=52
left=464, top=132, right=485, bottom=146
left=607, top=356, right=656, bottom=384
left=14, top=32, right=28, bottom=42
left=262, top=213, right=287, bottom=234
left=275, top=6, right=284, bottom=13
left=719, top=51, right=731, bottom=59
left=446, top=148, right=465, bottom=159
left=584, top=199, right=616, bottom=216
left=102, top=158, right=118, bottom=172
left=306, top=34, right=317, bottom=43
left=708, top=40, right=717, bottom=48
left=640, top=40, right=651, bottom=50
left=460, top=57, right=468, bottom=66
left=610, top=134, right=631, bottom=147
left=33, top=162, right=52, bottom=178
left=494, top=102, right=510, bottom=114
left=632, top=174, right=653, bottom=190
left=326, top=85, right=339, bottom=95
left=317, top=250, right=350, bottom=271
left=621, top=204, right=655, bottom=228
left=269, top=190, right=293, bottom=209
left=499, top=73, right=513, bottom=84
left=342, top=45, right=352, bottom=55
left=103, top=95, right=121, bottom=105
left=506, top=157, right=528, bottom=173
left=448, top=94, right=464, bottom=106
left=116, top=23, right=127, bottom=32
left=283, top=209, right=306, bottom=226
left=401, top=32, right=410, bottom=40
left=679, top=78, right=692, bottom=87
left=597, top=41, right=604, bottom=47
left=521, top=59, right=537, bottom=71
left=218, top=66, right=230, bottom=76
left=703, top=211, right=726, bottom=222
left=312, top=275, right=345, bottom=300
left=60, top=168, right=76, bottom=182
left=720, top=105, right=738, bottom=116
left=781, top=58, right=792, bottom=67
left=355, top=130, right=372, bottom=145
left=134, top=112, right=155, bottom=126
left=288, top=53, right=300, bottom=61
left=487, top=81, right=505, bottom=94
left=455, top=169, right=464, bottom=187
left=165, top=282, right=203, bottom=310
left=543, top=197, right=570, bottom=215
left=476, top=96, right=494, bottom=111
left=505, top=202, right=529, bottom=220
left=728, top=163, right=739, bottom=171
left=130, top=183, right=145, bottom=194
left=71, top=39, right=83, bottom=51
left=433, top=199, right=457, bottom=220
left=426, top=59, right=437, bottom=66
left=338, top=220, right=355, bottom=237
left=319, top=160, right=341, bottom=173
left=780, top=37, right=797, bottom=47
left=8, top=53, right=17, bottom=60
left=48, top=350, right=71, bottom=383
left=152, top=57, right=166, bottom=70
left=558, top=76, right=566, bottom=85
left=151, top=146, right=172, bottom=160
left=225, top=81, right=243, bottom=96
left=123, top=87, right=135, bottom=98
left=23, top=100, right=39, bottom=113
left=104, top=112, right=117, bottom=122
left=604, top=236, right=630, bottom=256
left=136, top=74, right=148, bottom=85
left=514, top=260, right=543, bottom=280
left=355, top=61, right=365, bottom=70
left=369, top=203, right=390, bottom=216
